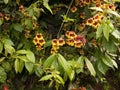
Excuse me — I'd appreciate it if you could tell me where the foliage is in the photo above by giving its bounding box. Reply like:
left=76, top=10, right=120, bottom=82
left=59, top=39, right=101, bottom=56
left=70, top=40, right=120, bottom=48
left=0, top=0, right=120, bottom=90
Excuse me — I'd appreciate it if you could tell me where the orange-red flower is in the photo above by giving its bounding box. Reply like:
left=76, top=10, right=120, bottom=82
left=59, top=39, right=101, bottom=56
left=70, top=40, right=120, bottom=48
left=92, top=21, right=100, bottom=28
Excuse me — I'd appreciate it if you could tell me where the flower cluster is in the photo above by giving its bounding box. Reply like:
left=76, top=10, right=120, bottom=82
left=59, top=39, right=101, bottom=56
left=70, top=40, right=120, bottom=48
left=33, top=33, right=45, bottom=50
left=65, top=31, right=86, bottom=48
left=75, top=0, right=91, bottom=7
left=51, top=38, right=65, bottom=53
left=86, top=13, right=104, bottom=28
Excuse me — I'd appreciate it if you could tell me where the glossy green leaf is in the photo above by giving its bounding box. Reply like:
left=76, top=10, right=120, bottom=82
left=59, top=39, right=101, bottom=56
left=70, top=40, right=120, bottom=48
left=0, top=66, right=7, bottom=83
left=0, top=57, right=5, bottom=62
left=2, top=38, right=14, bottom=46
left=18, top=60, right=24, bottom=73
left=84, top=57, right=96, bottom=76
left=111, top=60, right=118, bottom=68
left=12, top=23, right=23, bottom=32
left=106, top=9, right=120, bottom=18
left=103, top=23, right=111, bottom=41
left=35, top=66, right=44, bottom=77
left=2, top=61, right=12, bottom=72
left=43, top=0, right=53, bottom=14
left=89, top=7, right=103, bottom=12
left=16, top=50, right=27, bottom=54
left=96, top=22, right=103, bottom=39
left=97, top=59, right=109, bottom=75
left=112, top=30, right=120, bottom=39
left=39, top=74, right=53, bottom=81
left=14, top=59, right=20, bottom=73
left=26, top=50, right=35, bottom=63
left=25, top=62, right=34, bottom=74
left=58, top=53, right=73, bottom=81
left=55, top=75, right=64, bottom=85
left=43, top=53, right=57, bottom=68
left=76, top=56, right=84, bottom=74
left=17, top=56, right=29, bottom=62
left=4, top=0, right=9, bottom=4
left=102, top=54, right=114, bottom=68
left=4, top=44, right=15, bottom=55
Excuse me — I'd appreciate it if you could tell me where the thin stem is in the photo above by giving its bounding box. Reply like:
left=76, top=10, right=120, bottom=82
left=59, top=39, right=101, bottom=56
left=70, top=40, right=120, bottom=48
left=57, top=0, right=74, bottom=38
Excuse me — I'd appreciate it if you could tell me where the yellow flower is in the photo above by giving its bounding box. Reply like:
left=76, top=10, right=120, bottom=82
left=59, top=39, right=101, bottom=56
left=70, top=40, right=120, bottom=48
left=33, top=38, right=38, bottom=45
left=58, top=38, right=65, bottom=46
left=35, top=33, right=43, bottom=40
left=71, top=6, right=78, bottom=13
left=92, top=21, right=100, bottom=29
left=86, top=18, right=94, bottom=26
left=80, top=12, right=86, bottom=19
left=65, top=31, right=77, bottom=39
left=52, top=39, right=59, bottom=46
left=84, top=0, right=91, bottom=5
left=92, top=0, right=100, bottom=3
left=51, top=48, right=58, bottom=54
left=108, top=4, right=115, bottom=11
left=4, top=13, right=10, bottom=21
left=78, top=23, right=86, bottom=31
left=36, top=44, right=43, bottom=50
left=74, top=41, right=83, bottom=48
left=38, top=39, right=45, bottom=46
left=66, top=38, right=75, bottom=46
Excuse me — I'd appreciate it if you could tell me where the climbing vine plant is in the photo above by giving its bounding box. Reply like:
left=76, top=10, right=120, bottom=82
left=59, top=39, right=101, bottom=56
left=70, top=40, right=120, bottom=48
left=0, top=0, right=120, bottom=90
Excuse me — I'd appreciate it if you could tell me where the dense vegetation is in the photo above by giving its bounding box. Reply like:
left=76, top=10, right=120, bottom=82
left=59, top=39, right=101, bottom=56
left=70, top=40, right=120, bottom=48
left=0, top=0, right=120, bottom=90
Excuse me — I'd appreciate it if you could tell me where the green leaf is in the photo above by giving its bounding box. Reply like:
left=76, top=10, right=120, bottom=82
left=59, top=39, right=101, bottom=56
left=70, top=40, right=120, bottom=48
left=97, top=59, right=109, bottom=75
left=12, top=23, right=24, bottom=32
left=4, top=0, right=9, bottom=4
left=0, top=57, right=5, bottom=62
left=35, top=66, right=44, bottom=77
left=2, top=61, right=12, bottom=72
left=106, top=9, right=120, bottom=18
left=25, top=62, right=34, bottom=74
left=18, top=60, right=24, bottom=73
left=0, top=42, right=3, bottom=53
left=44, top=40, right=52, bottom=48
left=58, top=54, right=73, bottom=81
left=17, top=56, right=29, bottom=62
left=0, top=19, right=3, bottom=25
left=111, top=60, right=118, bottom=68
left=2, top=38, right=14, bottom=46
left=112, top=30, right=120, bottom=39
left=102, top=54, right=114, bottom=68
left=76, top=56, right=84, bottom=74
left=43, top=53, right=57, bottom=68
left=55, top=75, right=64, bottom=85
left=14, top=59, right=20, bottom=73
left=84, top=57, right=96, bottom=76
left=39, top=74, right=53, bottom=81
left=0, top=66, right=7, bottom=83
left=4, top=44, right=15, bottom=55
left=103, top=23, right=111, bottom=41
left=43, top=0, right=53, bottom=14
left=26, top=50, right=35, bottom=63
left=96, top=23, right=103, bottom=39
left=16, top=50, right=27, bottom=54
left=89, top=7, right=103, bottom=12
